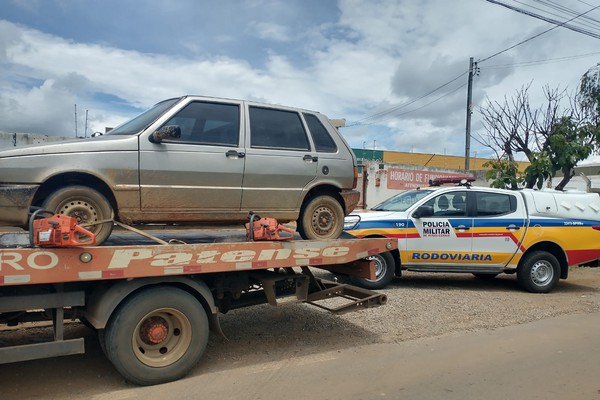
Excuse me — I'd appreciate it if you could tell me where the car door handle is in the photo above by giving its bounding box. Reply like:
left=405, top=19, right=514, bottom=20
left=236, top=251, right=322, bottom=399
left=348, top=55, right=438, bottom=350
left=303, top=154, right=318, bottom=162
left=226, top=150, right=245, bottom=158
left=506, top=225, right=520, bottom=230
left=456, top=225, right=470, bottom=230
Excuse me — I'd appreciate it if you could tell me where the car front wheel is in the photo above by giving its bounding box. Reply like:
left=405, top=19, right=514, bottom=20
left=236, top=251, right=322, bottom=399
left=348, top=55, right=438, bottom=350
left=42, top=185, right=114, bottom=244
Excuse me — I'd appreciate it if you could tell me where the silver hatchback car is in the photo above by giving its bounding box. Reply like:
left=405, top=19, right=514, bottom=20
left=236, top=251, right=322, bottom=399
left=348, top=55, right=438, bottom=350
left=0, top=96, right=360, bottom=244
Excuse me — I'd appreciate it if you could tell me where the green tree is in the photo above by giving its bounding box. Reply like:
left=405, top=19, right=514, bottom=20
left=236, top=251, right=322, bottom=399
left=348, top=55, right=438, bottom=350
left=483, top=158, right=521, bottom=189
left=578, top=63, right=600, bottom=123
left=478, top=78, right=600, bottom=190
left=547, top=117, right=599, bottom=190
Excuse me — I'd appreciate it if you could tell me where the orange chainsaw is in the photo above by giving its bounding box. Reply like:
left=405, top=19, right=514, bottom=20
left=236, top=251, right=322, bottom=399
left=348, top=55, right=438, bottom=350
left=245, top=212, right=295, bottom=241
left=29, top=208, right=96, bottom=247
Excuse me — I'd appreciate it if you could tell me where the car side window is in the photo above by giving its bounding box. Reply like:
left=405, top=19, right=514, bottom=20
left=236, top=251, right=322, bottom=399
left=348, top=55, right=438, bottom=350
left=424, top=191, right=467, bottom=217
left=475, top=192, right=515, bottom=216
left=163, top=101, right=240, bottom=146
left=303, top=113, right=337, bottom=152
left=249, top=107, right=310, bottom=150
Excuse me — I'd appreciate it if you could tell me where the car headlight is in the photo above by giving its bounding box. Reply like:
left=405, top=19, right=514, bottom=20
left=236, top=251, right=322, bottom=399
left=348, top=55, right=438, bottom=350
left=344, top=215, right=361, bottom=230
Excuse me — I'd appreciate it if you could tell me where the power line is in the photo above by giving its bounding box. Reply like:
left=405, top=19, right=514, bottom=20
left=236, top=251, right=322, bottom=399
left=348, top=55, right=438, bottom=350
left=482, top=50, right=600, bottom=69
left=347, top=81, right=468, bottom=127
left=346, top=71, right=468, bottom=126
left=480, top=1, right=600, bottom=63
left=347, top=2, right=600, bottom=128
left=526, top=0, right=600, bottom=31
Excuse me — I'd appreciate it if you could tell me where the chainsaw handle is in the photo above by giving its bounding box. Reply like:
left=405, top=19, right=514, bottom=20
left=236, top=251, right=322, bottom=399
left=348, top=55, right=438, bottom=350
left=28, top=208, right=56, bottom=246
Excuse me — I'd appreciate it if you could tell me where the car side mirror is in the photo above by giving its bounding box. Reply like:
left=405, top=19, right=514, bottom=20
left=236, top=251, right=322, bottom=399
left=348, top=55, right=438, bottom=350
left=412, top=205, right=434, bottom=219
left=149, top=125, right=181, bottom=143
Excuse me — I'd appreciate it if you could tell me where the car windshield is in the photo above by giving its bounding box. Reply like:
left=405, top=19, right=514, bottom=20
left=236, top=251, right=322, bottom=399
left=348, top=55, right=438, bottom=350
left=107, top=98, right=181, bottom=135
left=371, top=189, right=434, bottom=211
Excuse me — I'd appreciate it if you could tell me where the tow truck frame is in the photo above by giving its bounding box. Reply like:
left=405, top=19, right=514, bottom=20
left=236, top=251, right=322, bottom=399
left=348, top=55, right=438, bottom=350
left=0, top=231, right=395, bottom=385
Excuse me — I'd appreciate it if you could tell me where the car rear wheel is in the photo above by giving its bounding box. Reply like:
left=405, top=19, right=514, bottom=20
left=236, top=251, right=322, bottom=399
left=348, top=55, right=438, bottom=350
left=298, top=195, right=344, bottom=240
left=42, top=185, right=114, bottom=244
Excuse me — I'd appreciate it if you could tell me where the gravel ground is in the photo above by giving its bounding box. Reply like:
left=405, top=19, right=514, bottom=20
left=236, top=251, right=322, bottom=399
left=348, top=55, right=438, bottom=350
left=0, top=265, right=599, bottom=397
left=199, top=266, right=600, bottom=370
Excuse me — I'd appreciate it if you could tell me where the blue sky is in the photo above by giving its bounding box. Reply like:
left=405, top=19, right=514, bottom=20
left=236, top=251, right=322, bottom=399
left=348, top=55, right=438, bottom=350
left=1, top=0, right=600, bottom=163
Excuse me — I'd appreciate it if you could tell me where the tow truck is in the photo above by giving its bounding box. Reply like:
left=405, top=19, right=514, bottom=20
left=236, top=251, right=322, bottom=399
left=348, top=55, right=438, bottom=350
left=0, top=215, right=395, bottom=385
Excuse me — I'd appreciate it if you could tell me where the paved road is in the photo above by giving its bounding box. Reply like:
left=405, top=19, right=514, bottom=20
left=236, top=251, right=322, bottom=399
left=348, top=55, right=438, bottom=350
left=2, top=312, right=599, bottom=400
left=131, top=312, right=600, bottom=400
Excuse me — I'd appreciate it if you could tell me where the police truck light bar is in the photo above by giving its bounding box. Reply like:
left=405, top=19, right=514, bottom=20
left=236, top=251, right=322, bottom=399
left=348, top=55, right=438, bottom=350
left=429, top=176, right=476, bottom=186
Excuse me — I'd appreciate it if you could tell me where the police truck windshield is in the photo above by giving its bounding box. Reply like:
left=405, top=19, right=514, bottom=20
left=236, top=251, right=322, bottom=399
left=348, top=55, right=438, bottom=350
left=371, top=190, right=434, bottom=212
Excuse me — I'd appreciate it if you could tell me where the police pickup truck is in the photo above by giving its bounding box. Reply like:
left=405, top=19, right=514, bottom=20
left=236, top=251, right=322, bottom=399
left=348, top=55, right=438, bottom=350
left=344, top=178, right=600, bottom=293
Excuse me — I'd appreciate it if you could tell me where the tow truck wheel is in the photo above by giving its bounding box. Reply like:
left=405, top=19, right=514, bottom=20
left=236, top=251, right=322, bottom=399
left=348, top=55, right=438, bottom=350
left=42, top=186, right=114, bottom=244
left=104, top=287, right=209, bottom=385
left=517, top=251, right=560, bottom=293
left=298, top=195, right=344, bottom=240
left=350, top=251, right=396, bottom=290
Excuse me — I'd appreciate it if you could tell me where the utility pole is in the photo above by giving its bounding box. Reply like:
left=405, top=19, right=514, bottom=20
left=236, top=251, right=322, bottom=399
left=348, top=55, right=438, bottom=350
left=74, top=104, right=78, bottom=138
left=464, top=57, right=475, bottom=170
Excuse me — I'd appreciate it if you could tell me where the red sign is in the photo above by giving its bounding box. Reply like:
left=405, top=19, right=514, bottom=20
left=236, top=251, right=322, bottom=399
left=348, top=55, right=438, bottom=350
left=386, top=168, right=466, bottom=190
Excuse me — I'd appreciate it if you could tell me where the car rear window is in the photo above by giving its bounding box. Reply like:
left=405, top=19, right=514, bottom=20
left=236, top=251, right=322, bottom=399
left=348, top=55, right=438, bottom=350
left=303, top=113, right=337, bottom=153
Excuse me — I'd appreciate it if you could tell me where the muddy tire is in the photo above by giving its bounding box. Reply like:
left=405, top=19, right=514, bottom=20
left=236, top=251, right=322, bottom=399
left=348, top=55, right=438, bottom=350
left=42, top=186, right=114, bottom=244
left=298, top=195, right=344, bottom=240
left=517, top=251, right=560, bottom=293
left=350, top=251, right=396, bottom=290
left=104, top=287, right=209, bottom=386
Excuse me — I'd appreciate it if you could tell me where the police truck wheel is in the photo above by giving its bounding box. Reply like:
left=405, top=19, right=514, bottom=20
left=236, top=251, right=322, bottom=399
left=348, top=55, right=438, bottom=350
left=517, top=251, right=560, bottom=293
left=104, top=287, right=209, bottom=386
left=42, top=186, right=114, bottom=244
left=298, top=195, right=345, bottom=240
left=350, top=251, right=396, bottom=290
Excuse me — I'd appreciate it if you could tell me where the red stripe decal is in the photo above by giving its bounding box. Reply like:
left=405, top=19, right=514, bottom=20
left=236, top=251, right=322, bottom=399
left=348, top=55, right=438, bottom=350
left=183, top=266, right=203, bottom=273
left=252, top=261, right=268, bottom=269
left=473, top=231, right=526, bottom=253
left=566, top=249, right=600, bottom=265
left=102, top=270, right=125, bottom=278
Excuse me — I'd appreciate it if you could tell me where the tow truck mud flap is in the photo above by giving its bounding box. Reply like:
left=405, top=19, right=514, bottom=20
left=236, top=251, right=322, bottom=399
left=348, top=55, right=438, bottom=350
left=306, top=279, right=387, bottom=315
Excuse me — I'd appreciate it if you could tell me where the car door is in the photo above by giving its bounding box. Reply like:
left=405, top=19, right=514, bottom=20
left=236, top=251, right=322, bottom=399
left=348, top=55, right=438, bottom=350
left=471, top=190, right=527, bottom=268
left=241, top=105, right=318, bottom=213
left=404, top=190, right=473, bottom=268
left=138, top=99, right=245, bottom=220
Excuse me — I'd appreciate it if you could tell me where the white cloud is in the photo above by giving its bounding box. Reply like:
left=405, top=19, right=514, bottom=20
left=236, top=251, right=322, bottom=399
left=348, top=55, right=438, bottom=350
left=249, top=21, right=291, bottom=42
left=1, top=0, right=600, bottom=162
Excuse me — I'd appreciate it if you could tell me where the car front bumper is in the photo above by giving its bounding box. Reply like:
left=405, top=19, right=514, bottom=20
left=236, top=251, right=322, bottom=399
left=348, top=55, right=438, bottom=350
left=0, top=185, right=39, bottom=226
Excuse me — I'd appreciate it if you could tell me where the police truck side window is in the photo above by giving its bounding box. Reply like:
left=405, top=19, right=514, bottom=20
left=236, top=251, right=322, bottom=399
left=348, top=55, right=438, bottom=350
left=425, top=191, right=467, bottom=217
left=475, top=192, right=514, bottom=216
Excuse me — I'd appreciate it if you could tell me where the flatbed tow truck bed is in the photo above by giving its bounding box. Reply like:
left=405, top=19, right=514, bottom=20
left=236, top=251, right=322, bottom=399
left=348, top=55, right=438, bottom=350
left=0, top=227, right=395, bottom=385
